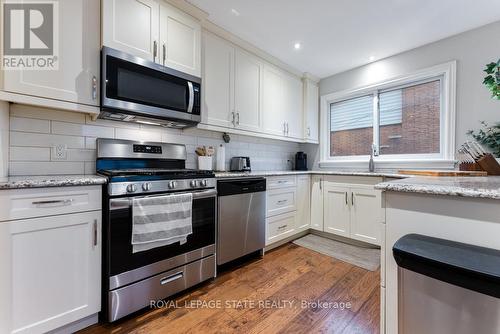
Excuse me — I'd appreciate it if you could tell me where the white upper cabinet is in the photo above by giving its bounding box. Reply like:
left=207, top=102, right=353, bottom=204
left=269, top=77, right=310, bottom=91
left=102, top=0, right=160, bottom=62
left=159, top=2, right=201, bottom=76
left=2, top=0, right=100, bottom=108
left=262, top=65, right=286, bottom=136
left=304, top=78, right=319, bottom=143
left=102, top=0, right=201, bottom=76
left=234, top=49, right=262, bottom=132
left=283, top=72, right=304, bottom=139
left=201, top=32, right=234, bottom=128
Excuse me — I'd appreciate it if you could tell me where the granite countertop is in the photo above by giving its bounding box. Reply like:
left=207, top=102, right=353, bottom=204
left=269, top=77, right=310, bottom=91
left=375, top=176, right=500, bottom=200
left=214, top=170, right=408, bottom=179
left=0, top=175, right=108, bottom=190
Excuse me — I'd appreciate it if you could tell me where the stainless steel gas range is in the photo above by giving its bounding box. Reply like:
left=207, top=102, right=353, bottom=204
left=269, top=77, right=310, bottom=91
left=96, top=138, right=216, bottom=322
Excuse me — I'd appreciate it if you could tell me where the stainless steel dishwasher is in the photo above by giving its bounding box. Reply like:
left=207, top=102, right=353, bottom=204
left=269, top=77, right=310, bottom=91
left=217, top=178, right=266, bottom=265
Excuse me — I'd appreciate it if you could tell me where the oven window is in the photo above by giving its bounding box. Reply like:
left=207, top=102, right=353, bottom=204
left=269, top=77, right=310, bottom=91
left=108, top=196, right=215, bottom=277
left=106, top=56, right=189, bottom=113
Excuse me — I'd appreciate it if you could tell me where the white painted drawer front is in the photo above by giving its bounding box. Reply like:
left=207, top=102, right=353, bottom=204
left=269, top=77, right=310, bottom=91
left=267, top=188, right=296, bottom=217
left=0, top=186, right=102, bottom=222
left=267, top=176, right=296, bottom=189
left=267, top=212, right=296, bottom=244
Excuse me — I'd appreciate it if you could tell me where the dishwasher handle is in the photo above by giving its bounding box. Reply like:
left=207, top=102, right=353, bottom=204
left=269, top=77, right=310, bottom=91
left=217, top=178, right=266, bottom=196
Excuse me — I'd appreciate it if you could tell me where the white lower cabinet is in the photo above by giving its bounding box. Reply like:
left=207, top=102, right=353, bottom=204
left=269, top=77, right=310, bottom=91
left=265, top=175, right=310, bottom=246
left=0, top=187, right=101, bottom=334
left=310, top=176, right=324, bottom=231
left=323, top=184, right=351, bottom=237
left=296, top=176, right=310, bottom=231
left=350, top=186, right=383, bottom=245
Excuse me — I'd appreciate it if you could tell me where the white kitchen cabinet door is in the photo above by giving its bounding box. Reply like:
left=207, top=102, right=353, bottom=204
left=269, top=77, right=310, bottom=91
left=283, top=73, right=304, bottom=139
left=3, top=0, right=100, bottom=106
left=234, top=49, right=262, bottom=132
left=262, top=65, right=286, bottom=137
left=323, top=183, right=351, bottom=238
left=350, top=187, right=382, bottom=245
left=102, top=0, right=159, bottom=62
left=0, top=211, right=101, bottom=334
left=310, top=176, right=324, bottom=231
left=159, top=2, right=201, bottom=76
left=304, top=79, right=319, bottom=143
left=201, top=32, right=234, bottom=128
left=296, top=175, right=311, bottom=231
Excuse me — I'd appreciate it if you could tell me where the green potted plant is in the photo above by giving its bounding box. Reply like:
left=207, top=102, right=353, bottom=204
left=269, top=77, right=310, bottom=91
left=483, top=59, right=500, bottom=100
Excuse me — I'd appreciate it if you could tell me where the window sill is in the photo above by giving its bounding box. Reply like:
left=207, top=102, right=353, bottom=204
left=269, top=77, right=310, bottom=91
left=318, top=159, right=456, bottom=170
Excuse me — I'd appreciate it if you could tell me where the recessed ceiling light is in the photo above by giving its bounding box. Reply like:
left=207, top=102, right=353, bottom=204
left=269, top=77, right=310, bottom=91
left=231, top=8, right=240, bottom=16
left=369, top=55, right=376, bottom=61
left=294, top=42, right=302, bottom=50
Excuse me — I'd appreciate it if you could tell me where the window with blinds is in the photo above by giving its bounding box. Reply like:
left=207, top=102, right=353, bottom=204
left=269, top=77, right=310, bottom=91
left=329, top=79, right=441, bottom=157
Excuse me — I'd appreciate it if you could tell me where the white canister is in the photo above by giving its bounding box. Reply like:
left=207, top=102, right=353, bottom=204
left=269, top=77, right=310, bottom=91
left=216, top=144, right=226, bottom=171
left=198, top=156, right=213, bottom=170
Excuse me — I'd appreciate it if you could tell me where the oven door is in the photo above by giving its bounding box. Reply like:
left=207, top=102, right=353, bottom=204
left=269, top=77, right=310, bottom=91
left=101, top=47, right=201, bottom=124
left=106, top=189, right=215, bottom=290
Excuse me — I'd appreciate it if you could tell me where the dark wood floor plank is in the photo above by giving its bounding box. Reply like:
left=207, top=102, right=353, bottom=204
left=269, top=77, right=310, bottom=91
left=78, top=243, right=380, bottom=334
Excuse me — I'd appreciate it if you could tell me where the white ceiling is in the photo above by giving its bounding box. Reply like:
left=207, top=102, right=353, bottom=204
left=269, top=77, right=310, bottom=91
left=187, top=0, right=500, bottom=78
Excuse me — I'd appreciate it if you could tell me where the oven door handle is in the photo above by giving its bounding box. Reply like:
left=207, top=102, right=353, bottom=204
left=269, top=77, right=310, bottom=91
left=110, top=189, right=217, bottom=210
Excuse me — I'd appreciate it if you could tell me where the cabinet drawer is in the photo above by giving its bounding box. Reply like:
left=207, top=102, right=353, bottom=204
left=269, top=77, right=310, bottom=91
left=267, top=176, right=296, bottom=189
left=267, top=212, right=296, bottom=244
left=267, top=188, right=296, bottom=217
left=0, top=186, right=102, bottom=222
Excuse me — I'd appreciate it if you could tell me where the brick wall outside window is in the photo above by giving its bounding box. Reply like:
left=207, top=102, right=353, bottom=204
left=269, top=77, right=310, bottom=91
left=330, top=80, right=440, bottom=156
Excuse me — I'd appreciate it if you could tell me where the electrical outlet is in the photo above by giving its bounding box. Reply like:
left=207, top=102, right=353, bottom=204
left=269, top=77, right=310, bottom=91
left=52, top=144, right=67, bottom=160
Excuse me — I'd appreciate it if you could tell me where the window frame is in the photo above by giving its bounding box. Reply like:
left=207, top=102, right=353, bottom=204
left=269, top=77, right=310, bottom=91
left=319, top=61, right=456, bottom=169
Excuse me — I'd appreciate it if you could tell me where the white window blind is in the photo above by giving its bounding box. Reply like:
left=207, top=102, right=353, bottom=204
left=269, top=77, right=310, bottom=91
left=330, top=95, right=373, bottom=132
left=379, top=89, right=402, bottom=126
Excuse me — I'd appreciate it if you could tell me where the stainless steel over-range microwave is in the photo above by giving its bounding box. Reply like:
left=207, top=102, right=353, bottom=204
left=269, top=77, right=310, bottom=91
left=100, top=46, right=201, bottom=128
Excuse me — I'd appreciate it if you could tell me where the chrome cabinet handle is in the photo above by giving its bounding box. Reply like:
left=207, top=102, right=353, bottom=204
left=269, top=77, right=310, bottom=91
left=92, top=76, right=97, bottom=100
left=319, top=179, right=322, bottom=190
left=236, top=112, right=240, bottom=126
left=153, top=40, right=158, bottom=61
left=278, top=225, right=287, bottom=230
left=345, top=192, right=348, bottom=205
left=32, top=199, right=73, bottom=207
left=277, top=180, right=287, bottom=184
left=286, top=122, right=289, bottom=136
left=93, top=219, right=98, bottom=246
left=351, top=192, right=354, bottom=206
left=162, top=43, right=166, bottom=65
left=277, top=199, right=288, bottom=205
left=307, top=127, right=311, bottom=137
left=187, top=82, right=194, bottom=113
left=231, top=111, right=235, bottom=126
left=160, top=272, right=184, bottom=285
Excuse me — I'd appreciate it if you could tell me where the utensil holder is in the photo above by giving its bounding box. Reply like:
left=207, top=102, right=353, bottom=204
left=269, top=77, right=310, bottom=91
left=198, top=156, right=213, bottom=171
left=459, top=162, right=483, bottom=172
left=477, top=154, right=500, bottom=175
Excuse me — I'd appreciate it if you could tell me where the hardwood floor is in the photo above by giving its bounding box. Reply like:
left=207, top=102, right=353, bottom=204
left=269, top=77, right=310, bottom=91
left=80, top=243, right=380, bottom=334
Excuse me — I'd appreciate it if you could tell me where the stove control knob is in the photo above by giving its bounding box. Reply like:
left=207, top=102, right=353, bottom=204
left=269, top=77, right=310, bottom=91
left=127, top=184, right=137, bottom=193
left=190, top=180, right=198, bottom=188
left=200, top=179, right=207, bottom=187
left=142, top=182, right=152, bottom=191
left=168, top=181, right=177, bottom=189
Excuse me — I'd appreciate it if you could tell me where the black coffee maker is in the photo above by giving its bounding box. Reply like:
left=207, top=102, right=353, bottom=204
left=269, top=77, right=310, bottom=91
left=295, top=152, right=307, bottom=171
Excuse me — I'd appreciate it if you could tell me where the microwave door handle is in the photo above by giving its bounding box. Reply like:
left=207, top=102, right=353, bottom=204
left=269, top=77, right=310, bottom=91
left=187, top=82, right=194, bottom=114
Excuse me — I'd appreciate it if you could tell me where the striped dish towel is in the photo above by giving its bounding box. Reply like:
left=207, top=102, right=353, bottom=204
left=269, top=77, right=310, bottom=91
left=131, top=193, right=193, bottom=253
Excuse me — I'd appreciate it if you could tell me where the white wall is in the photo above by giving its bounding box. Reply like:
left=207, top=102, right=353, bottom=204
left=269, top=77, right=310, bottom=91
left=8, top=104, right=299, bottom=176
left=306, top=21, right=500, bottom=170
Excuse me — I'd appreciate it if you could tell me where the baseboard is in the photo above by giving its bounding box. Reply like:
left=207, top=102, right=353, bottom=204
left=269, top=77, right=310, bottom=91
left=47, top=314, right=98, bottom=334
left=264, top=230, right=309, bottom=252
left=310, top=230, right=380, bottom=249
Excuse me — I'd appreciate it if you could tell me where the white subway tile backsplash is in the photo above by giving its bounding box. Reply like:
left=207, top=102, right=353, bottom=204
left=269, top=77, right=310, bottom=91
left=10, top=131, right=85, bottom=149
left=10, top=117, right=50, bottom=133
left=8, top=104, right=301, bottom=175
left=10, top=147, right=50, bottom=161
left=51, top=121, right=115, bottom=138
left=9, top=161, right=85, bottom=176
